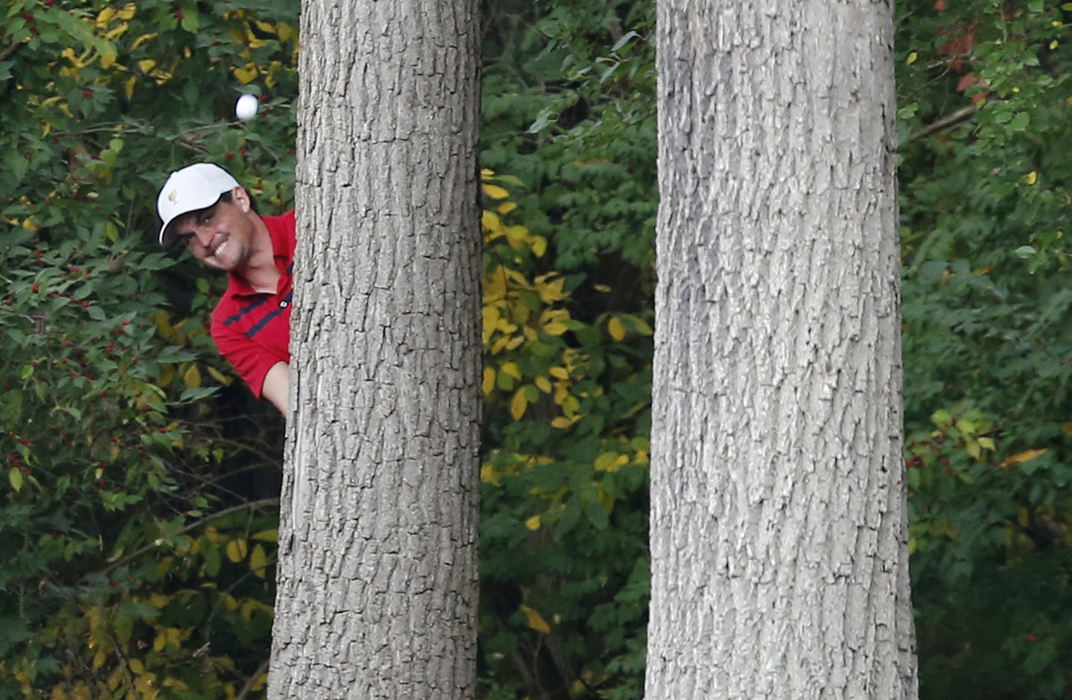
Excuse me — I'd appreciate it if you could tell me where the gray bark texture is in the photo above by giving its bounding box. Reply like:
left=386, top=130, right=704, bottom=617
left=267, top=0, right=481, bottom=697
left=646, top=1, right=918, bottom=698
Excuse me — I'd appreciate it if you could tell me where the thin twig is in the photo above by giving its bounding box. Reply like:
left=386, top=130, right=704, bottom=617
left=906, top=104, right=977, bottom=143
left=236, top=658, right=270, bottom=700
left=101, top=497, right=279, bottom=575
left=0, top=42, right=18, bottom=63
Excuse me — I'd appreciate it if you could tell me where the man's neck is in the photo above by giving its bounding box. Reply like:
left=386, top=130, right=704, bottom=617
left=236, top=218, right=280, bottom=294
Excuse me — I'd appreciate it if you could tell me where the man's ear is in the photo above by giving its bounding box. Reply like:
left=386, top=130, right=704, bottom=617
left=231, top=186, right=252, bottom=213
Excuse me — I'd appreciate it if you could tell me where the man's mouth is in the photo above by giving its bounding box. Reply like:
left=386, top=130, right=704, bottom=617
left=211, top=239, right=229, bottom=258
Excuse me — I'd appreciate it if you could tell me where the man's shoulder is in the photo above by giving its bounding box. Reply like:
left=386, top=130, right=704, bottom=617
left=262, top=210, right=296, bottom=257
left=262, top=210, right=296, bottom=236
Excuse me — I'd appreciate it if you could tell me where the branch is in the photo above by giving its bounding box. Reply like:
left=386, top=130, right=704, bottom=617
left=102, top=497, right=279, bottom=575
left=906, top=105, right=977, bottom=143
left=0, top=42, right=18, bottom=63
left=236, top=658, right=270, bottom=700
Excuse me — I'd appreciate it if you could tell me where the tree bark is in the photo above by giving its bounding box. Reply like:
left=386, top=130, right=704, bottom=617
left=646, top=1, right=918, bottom=697
left=268, top=1, right=481, bottom=697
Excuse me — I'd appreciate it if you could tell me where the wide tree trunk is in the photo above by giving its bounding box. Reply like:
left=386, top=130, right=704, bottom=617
left=268, top=1, right=481, bottom=697
left=646, top=1, right=917, bottom=697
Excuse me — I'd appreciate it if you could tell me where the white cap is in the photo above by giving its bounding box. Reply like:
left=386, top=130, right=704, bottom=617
left=157, top=163, right=240, bottom=245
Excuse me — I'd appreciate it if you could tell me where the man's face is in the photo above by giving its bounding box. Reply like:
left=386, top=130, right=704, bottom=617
left=171, top=190, right=256, bottom=272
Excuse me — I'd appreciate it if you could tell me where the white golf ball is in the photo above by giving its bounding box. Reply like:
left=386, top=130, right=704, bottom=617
left=235, top=94, right=259, bottom=121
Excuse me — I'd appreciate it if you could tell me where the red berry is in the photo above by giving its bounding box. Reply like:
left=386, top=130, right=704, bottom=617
left=175, top=11, right=184, bottom=19
left=82, top=90, right=92, bottom=98
left=31, top=282, right=39, bottom=293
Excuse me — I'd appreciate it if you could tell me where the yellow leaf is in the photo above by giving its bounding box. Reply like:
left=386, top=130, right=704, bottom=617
left=482, top=183, right=510, bottom=200
left=225, top=538, right=247, bottom=563
left=607, top=316, right=626, bottom=341
left=138, top=59, right=157, bottom=74
left=116, top=3, right=136, bottom=20
left=250, top=544, right=268, bottom=578
left=543, top=322, right=568, bottom=336
left=550, top=416, right=575, bottom=430
left=233, top=63, right=258, bottom=84
left=182, top=364, right=201, bottom=388
left=497, top=201, right=517, bottom=215
left=480, top=464, right=500, bottom=485
left=132, top=33, right=158, bottom=50
left=550, top=366, right=569, bottom=380
left=977, top=436, right=996, bottom=451
left=510, top=389, right=528, bottom=420
left=594, top=452, right=621, bottom=470
left=1025, top=171, right=1038, bottom=185
left=906, top=51, right=918, bottom=65
left=104, top=23, right=129, bottom=40
left=490, top=336, right=511, bottom=355
left=1018, top=507, right=1030, bottom=527
left=252, top=528, right=278, bottom=542
left=124, top=76, right=137, bottom=100
left=207, top=365, right=233, bottom=386
left=524, top=515, right=541, bottom=531
left=505, top=224, right=529, bottom=250
left=536, top=275, right=566, bottom=303
left=254, top=19, right=277, bottom=34
left=482, top=209, right=503, bottom=238
left=530, top=235, right=547, bottom=257
left=96, top=7, right=116, bottom=27
left=482, top=367, right=495, bottom=396
left=100, top=52, right=117, bottom=69
left=501, top=362, right=522, bottom=380
left=520, top=604, right=551, bottom=634
left=999, top=448, right=1047, bottom=468
left=246, top=29, right=267, bottom=49
left=277, top=21, right=294, bottom=42
left=534, top=376, right=552, bottom=393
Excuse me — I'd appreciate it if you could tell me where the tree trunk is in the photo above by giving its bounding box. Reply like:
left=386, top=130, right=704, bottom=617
left=268, top=1, right=481, bottom=697
left=646, top=1, right=917, bottom=697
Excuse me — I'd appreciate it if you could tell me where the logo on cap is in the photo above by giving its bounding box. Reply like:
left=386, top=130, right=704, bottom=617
left=168, top=190, right=178, bottom=203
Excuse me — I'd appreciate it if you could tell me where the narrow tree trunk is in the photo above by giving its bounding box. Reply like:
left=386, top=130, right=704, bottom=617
left=268, top=1, right=481, bottom=697
left=646, top=1, right=917, bottom=697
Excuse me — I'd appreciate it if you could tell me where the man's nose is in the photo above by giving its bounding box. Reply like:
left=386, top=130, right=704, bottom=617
left=193, top=227, right=214, bottom=249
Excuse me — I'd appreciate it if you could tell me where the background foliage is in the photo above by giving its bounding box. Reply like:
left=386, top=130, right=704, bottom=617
left=3, top=0, right=1072, bottom=697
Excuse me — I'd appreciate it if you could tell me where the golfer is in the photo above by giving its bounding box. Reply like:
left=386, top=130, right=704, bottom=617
left=157, top=163, right=293, bottom=414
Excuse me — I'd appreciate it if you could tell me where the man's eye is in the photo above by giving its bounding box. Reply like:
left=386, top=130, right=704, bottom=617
left=177, top=233, right=195, bottom=246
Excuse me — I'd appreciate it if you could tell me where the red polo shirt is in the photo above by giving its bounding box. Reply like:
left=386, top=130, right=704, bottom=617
left=210, top=211, right=295, bottom=398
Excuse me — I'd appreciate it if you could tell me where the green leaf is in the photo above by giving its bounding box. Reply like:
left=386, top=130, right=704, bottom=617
left=1008, top=112, right=1030, bottom=131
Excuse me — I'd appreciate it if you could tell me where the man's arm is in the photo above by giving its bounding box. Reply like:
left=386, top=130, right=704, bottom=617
left=261, top=361, right=289, bottom=415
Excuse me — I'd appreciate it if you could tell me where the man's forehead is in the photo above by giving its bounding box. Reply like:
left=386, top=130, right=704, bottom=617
left=174, top=203, right=216, bottom=227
